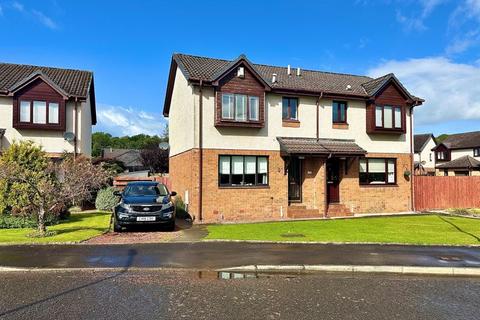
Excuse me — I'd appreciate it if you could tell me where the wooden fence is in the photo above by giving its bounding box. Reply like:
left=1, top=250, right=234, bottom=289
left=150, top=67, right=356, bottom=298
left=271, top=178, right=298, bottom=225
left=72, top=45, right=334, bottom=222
left=414, top=176, right=480, bottom=211
left=113, top=175, right=171, bottom=190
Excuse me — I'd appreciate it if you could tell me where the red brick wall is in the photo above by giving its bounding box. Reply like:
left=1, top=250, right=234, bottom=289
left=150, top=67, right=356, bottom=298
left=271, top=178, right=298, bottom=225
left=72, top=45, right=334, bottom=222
left=339, top=153, right=413, bottom=213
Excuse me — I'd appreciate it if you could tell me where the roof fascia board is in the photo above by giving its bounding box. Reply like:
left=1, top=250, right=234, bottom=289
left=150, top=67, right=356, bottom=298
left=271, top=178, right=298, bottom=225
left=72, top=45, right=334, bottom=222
left=8, top=71, right=70, bottom=99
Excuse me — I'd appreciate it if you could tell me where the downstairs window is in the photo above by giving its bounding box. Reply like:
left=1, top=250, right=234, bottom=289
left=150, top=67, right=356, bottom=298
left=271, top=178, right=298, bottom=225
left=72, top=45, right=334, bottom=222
left=359, top=158, right=396, bottom=185
left=219, top=155, right=268, bottom=187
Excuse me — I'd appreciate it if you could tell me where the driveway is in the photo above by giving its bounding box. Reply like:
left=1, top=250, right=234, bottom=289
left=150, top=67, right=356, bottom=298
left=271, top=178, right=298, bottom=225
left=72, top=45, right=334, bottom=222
left=84, top=218, right=207, bottom=244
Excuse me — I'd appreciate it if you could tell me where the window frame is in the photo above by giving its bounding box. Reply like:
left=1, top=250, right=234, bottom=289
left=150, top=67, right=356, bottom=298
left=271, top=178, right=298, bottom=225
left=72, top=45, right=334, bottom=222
left=374, top=105, right=403, bottom=130
left=332, top=100, right=347, bottom=124
left=18, top=100, right=61, bottom=126
left=282, top=97, right=299, bottom=121
left=474, top=148, right=480, bottom=157
left=359, top=157, right=397, bottom=186
left=221, top=92, right=260, bottom=122
left=218, top=155, right=269, bottom=188
left=436, top=151, right=448, bottom=161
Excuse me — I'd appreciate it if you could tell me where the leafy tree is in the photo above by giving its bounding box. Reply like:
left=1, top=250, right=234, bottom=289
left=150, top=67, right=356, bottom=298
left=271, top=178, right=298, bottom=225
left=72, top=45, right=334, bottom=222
left=436, top=134, right=449, bottom=144
left=0, top=142, right=111, bottom=235
left=92, top=131, right=168, bottom=157
left=140, top=147, right=169, bottom=173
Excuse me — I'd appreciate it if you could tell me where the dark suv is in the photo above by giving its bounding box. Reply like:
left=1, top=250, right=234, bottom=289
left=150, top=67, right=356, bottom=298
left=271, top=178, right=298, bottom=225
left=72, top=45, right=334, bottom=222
left=113, top=181, right=177, bottom=232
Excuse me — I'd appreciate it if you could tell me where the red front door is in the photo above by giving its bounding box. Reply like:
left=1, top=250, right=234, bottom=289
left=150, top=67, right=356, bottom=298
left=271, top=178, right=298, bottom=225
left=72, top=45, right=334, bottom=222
left=327, top=159, right=340, bottom=203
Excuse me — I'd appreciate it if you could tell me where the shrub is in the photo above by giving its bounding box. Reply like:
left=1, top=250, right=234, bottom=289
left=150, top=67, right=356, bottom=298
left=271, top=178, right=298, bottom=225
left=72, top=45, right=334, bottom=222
left=174, top=196, right=191, bottom=220
left=0, top=214, right=58, bottom=229
left=95, top=187, right=120, bottom=211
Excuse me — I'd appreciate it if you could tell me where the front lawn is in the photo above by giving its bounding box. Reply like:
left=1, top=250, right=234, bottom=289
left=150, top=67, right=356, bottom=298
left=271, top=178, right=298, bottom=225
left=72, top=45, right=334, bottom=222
left=0, top=212, right=111, bottom=244
left=206, top=214, right=480, bottom=245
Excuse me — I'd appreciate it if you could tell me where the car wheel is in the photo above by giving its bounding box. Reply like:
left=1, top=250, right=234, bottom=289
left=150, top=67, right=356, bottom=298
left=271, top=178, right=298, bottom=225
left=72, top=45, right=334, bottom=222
left=165, top=222, right=175, bottom=232
left=113, top=217, right=122, bottom=232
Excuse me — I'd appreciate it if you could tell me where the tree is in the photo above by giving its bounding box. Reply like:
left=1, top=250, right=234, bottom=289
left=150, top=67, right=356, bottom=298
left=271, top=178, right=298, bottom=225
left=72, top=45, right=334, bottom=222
left=0, top=142, right=111, bottom=235
left=92, top=132, right=166, bottom=157
left=140, top=147, right=169, bottom=174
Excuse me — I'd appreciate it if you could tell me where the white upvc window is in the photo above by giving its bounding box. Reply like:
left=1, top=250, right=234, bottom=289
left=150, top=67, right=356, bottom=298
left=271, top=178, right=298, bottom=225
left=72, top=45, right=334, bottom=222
left=33, top=101, right=47, bottom=124
left=235, top=95, right=247, bottom=121
left=48, top=102, right=59, bottom=124
left=249, top=96, right=259, bottom=121
left=222, top=94, right=234, bottom=119
left=20, top=101, right=31, bottom=122
left=221, top=93, right=260, bottom=122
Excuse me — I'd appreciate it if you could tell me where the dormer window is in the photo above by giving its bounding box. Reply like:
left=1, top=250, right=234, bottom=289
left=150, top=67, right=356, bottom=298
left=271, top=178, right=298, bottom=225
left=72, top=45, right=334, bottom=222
left=474, top=148, right=480, bottom=157
left=221, top=93, right=259, bottom=122
left=19, top=100, right=60, bottom=125
left=375, top=105, right=402, bottom=130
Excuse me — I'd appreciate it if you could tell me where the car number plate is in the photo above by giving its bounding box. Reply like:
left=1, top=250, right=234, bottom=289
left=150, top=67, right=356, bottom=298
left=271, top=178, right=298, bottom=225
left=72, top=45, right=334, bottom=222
left=137, top=216, right=156, bottom=222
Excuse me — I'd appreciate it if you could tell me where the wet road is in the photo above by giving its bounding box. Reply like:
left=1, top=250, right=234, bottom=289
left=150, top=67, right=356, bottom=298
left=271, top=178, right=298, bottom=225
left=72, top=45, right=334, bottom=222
left=0, top=270, right=479, bottom=320
left=1, top=242, right=480, bottom=269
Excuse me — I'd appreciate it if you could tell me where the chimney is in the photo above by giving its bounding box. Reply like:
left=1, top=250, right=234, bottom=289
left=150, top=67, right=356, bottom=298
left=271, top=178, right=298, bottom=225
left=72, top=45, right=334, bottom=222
left=287, top=65, right=291, bottom=76
left=272, top=73, right=277, bottom=83
left=296, top=67, right=301, bottom=76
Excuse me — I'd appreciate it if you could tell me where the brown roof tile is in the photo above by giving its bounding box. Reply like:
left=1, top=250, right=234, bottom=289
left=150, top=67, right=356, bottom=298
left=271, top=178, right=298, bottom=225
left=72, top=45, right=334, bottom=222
left=414, top=133, right=435, bottom=153
left=436, top=155, right=480, bottom=169
left=277, top=137, right=366, bottom=155
left=440, top=131, right=480, bottom=150
left=0, top=62, right=93, bottom=98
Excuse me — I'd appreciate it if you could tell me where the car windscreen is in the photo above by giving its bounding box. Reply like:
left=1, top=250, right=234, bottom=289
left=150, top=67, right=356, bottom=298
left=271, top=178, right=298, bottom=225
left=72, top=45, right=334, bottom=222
left=123, top=184, right=168, bottom=197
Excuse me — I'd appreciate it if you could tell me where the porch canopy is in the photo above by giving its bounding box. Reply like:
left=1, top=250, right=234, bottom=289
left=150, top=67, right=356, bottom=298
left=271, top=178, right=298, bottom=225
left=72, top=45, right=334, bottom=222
left=277, top=137, right=366, bottom=157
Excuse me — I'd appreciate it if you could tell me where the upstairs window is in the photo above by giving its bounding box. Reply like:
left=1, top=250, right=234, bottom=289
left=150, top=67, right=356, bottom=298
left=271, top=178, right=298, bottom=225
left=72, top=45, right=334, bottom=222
left=375, top=105, right=402, bottom=129
left=474, top=148, right=480, bottom=157
left=359, top=158, right=396, bottom=185
left=20, top=100, right=59, bottom=125
left=282, top=97, right=298, bottom=121
left=437, top=151, right=447, bottom=160
left=332, top=101, right=347, bottom=123
left=221, top=93, right=259, bottom=122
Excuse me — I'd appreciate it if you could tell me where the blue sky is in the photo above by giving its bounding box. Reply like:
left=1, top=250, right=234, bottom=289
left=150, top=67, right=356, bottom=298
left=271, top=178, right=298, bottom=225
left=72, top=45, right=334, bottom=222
left=1, top=0, right=479, bottom=136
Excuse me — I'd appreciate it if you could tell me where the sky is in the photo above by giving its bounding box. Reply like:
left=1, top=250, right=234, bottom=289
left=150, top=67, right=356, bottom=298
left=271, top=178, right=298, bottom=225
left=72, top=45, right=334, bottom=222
left=0, top=0, right=479, bottom=137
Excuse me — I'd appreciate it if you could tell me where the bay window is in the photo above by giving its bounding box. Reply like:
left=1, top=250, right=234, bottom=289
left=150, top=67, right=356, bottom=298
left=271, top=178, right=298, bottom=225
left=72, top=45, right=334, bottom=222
left=219, top=155, right=268, bottom=187
left=375, top=105, right=403, bottom=130
left=18, top=100, right=60, bottom=125
left=221, top=93, right=259, bottom=122
left=359, top=158, right=396, bottom=185
left=33, top=101, right=47, bottom=124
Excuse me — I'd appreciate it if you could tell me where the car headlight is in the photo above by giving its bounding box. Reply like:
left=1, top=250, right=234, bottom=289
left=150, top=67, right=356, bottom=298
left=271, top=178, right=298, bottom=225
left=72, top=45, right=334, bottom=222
left=118, top=203, right=132, bottom=213
left=161, top=202, right=174, bottom=217
left=118, top=213, right=130, bottom=219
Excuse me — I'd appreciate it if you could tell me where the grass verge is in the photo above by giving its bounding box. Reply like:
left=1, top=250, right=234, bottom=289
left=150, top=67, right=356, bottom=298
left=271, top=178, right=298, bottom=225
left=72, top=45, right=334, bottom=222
left=206, top=214, right=480, bottom=245
left=0, top=212, right=111, bottom=244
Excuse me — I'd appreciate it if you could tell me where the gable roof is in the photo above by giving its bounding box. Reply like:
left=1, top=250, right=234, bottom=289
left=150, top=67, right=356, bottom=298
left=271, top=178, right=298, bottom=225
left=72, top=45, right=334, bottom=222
left=164, top=53, right=423, bottom=116
left=0, top=62, right=96, bottom=124
left=414, top=133, right=436, bottom=153
left=435, top=131, right=480, bottom=150
left=436, top=155, right=480, bottom=169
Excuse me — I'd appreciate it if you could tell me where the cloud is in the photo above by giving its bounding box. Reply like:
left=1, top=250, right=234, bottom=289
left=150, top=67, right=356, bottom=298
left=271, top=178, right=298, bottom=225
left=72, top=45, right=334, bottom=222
left=368, top=57, right=480, bottom=125
left=95, top=104, right=166, bottom=137
left=396, top=0, right=445, bottom=32
left=8, top=1, right=57, bottom=29
left=12, top=1, right=24, bottom=12
left=31, top=9, right=57, bottom=29
left=445, top=0, right=480, bottom=54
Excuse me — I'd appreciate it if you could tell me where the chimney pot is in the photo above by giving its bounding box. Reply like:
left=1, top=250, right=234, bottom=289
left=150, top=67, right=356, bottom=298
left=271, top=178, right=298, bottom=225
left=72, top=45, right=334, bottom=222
left=296, top=67, right=301, bottom=76
left=287, top=65, right=291, bottom=75
left=272, top=73, right=277, bottom=83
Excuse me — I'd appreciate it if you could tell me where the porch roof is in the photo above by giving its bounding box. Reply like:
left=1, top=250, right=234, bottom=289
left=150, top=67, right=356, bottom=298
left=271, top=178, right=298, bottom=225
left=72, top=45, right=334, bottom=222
left=277, top=137, right=366, bottom=156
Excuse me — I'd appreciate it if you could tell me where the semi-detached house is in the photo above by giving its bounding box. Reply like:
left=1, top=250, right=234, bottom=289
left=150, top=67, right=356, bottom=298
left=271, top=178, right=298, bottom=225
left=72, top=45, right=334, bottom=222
left=164, top=53, right=424, bottom=222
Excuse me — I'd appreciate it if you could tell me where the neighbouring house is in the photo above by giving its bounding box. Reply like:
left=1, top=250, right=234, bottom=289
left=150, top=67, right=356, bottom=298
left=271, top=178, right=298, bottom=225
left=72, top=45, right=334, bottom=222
left=0, top=62, right=96, bottom=157
left=163, top=53, right=423, bottom=222
left=433, top=131, right=480, bottom=176
left=413, top=133, right=436, bottom=175
left=101, top=148, right=146, bottom=172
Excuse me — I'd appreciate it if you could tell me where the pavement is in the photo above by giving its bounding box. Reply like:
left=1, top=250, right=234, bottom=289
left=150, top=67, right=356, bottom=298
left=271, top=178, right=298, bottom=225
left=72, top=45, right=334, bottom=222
left=1, top=270, right=479, bottom=319
left=1, top=242, right=480, bottom=271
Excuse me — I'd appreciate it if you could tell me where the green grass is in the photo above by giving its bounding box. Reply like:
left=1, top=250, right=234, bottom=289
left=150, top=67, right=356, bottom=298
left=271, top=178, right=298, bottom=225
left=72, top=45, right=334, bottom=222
left=0, top=212, right=111, bottom=244
left=206, top=214, right=480, bottom=245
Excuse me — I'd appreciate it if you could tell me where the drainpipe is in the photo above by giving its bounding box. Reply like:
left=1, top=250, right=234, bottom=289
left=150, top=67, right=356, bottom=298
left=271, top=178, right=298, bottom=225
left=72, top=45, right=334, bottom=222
left=409, top=105, right=415, bottom=212
left=74, top=97, right=78, bottom=160
left=198, top=81, right=204, bottom=221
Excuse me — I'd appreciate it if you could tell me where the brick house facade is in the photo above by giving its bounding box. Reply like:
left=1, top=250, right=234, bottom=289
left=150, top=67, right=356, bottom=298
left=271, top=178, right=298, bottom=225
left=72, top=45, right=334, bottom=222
left=164, top=54, right=423, bottom=222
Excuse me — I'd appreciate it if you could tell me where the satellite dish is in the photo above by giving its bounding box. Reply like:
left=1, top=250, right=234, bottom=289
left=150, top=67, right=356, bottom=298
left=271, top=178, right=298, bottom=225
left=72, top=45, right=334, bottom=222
left=158, top=142, right=169, bottom=151
left=63, top=132, right=76, bottom=142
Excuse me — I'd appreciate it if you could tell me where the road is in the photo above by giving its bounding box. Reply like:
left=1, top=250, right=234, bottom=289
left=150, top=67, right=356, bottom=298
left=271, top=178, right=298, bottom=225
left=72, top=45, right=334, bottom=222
left=1, top=242, right=480, bottom=269
left=0, top=270, right=479, bottom=320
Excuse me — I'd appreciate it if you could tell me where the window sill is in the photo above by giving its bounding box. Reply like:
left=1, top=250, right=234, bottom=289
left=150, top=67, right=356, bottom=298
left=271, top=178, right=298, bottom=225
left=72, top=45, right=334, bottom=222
left=359, top=184, right=398, bottom=188
left=282, top=120, right=300, bottom=128
left=218, top=185, right=270, bottom=189
left=215, top=119, right=264, bottom=128
left=332, top=123, right=349, bottom=129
